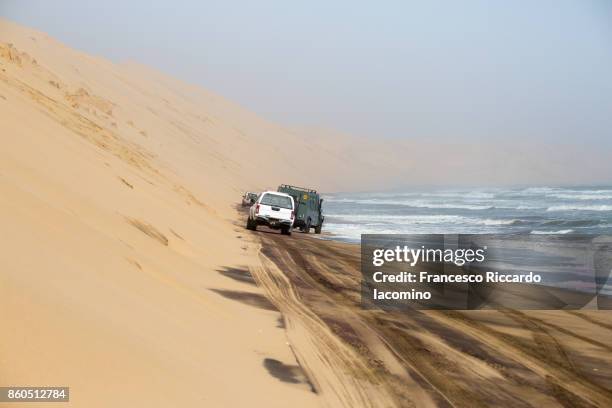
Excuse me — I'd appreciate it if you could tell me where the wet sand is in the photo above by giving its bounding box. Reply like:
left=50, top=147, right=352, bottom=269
left=245, top=218, right=612, bottom=407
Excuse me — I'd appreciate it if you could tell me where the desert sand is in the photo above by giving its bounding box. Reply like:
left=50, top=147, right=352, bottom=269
left=0, top=17, right=367, bottom=407
left=2, top=18, right=612, bottom=408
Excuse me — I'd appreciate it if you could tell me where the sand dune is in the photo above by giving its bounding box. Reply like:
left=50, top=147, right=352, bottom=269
left=0, top=18, right=346, bottom=407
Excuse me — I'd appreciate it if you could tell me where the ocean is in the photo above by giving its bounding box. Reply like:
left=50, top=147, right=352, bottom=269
left=322, top=186, right=612, bottom=242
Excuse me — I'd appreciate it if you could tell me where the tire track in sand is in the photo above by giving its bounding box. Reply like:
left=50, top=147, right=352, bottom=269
left=241, top=216, right=612, bottom=407
left=251, top=248, right=398, bottom=408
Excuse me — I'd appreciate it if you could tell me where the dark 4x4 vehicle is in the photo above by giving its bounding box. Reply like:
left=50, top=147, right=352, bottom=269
left=277, top=184, right=324, bottom=234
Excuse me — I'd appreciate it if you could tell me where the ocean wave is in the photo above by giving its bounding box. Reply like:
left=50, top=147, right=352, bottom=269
left=420, top=191, right=496, bottom=199
left=530, top=229, right=574, bottom=234
left=322, top=223, right=399, bottom=240
left=322, top=222, right=489, bottom=239
left=327, top=191, right=498, bottom=200
left=521, top=187, right=560, bottom=194
left=515, top=205, right=545, bottom=210
left=325, top=214, right=468, bottom=223
left=325, top=199, right=495, bottom=210
left=492, top=204, right=545, bottom=210
left=480, top=219, right=522, bottom=226
left=325, top=214, right=526, bottom=227
left=548, top=193, right=612, bottom=200
left=556, top=189, right=612, bottom=194
left=405, top=203, right=494, bottom=210
left=328, top=198, right=548, bottom=211
left=546, top=205, right=612, bottom=212
left=519, top=187, right=612, bottom=197
left=541, top=219, right=601, bottom=227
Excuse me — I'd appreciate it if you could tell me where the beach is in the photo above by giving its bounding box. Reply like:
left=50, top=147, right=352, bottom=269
left=248, top=218, right=612, bottom=406
left=2, top=16, right=612, bottom=408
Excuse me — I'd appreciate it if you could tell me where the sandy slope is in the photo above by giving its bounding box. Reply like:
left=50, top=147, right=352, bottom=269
left=0, top=18, right=357, bottom=407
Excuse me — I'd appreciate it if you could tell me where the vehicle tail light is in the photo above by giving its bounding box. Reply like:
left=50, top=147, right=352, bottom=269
left=255, top=204, right=260, bottom=214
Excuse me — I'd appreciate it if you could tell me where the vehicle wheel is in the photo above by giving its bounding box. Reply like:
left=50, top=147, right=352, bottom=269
left=281, top=227, right=292, bottom=236
left=303, top=218, right=311, bottom=234
left=314, top=222, right=322, bottom=234
left=246, top=217, right=256, bottom=231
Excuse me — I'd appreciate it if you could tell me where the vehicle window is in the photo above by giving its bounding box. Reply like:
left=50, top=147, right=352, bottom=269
left=261, top=194, right=293, bottom=209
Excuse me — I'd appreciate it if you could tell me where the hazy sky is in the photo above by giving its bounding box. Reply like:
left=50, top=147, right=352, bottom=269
left=2, top=0, right=611, bottom=145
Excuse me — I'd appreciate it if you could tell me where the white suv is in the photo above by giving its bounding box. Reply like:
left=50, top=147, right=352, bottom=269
left=246, top=191, right=295, bottom=235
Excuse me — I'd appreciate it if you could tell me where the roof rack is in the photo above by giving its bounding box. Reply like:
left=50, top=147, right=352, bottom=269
left=278, top=184, right=318, bottom=194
